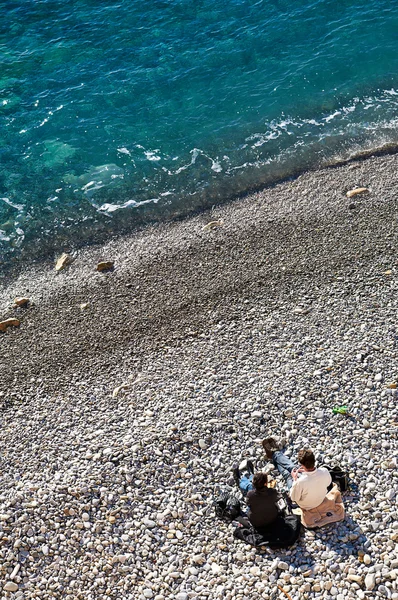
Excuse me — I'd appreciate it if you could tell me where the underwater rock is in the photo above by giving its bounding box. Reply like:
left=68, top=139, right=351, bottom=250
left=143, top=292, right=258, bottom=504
left=63, top=164, right=124, bottom=191
left=42, top=139, right=76, bottom=168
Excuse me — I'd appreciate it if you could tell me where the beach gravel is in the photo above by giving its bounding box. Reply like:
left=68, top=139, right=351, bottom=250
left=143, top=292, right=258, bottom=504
left=0, top=153, right=397, bottom=599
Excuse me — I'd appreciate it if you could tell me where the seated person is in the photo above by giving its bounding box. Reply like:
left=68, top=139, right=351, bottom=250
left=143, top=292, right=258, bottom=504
left=262, top=439, right=332, bottom=510
left=232, top=463, right=280, bottom=529
left=231, top=464, right=302, bottom=547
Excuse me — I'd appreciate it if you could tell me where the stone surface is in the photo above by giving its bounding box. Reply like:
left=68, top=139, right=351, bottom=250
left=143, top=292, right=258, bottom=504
left=3, top=582, right=19, bottom=592
left=14, top=297, right=30, bottom=307
left=346, top=187, right=369, bottom=197
left=202, top=220, right=223, bottom=231
left=365, top=573, right=376, bottom=591
left=96, top=260, right=114, bottom=272
left=0, top=318, right=20, bottom=332
left=55, top=252, right=73, bottom=271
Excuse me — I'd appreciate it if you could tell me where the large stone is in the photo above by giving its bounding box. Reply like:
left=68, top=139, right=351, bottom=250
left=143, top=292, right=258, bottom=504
left=0, top=318, right=20, bottom=332
left=347, top=574, right=363, bottom=584
left=143, top=519, right=156, bottom=528
left=293, top=306, right=311, bottom=315
left=3, top=582, right=19, bottom=592
left=96, top=261, right=114, bottom=272
left=112, top=383, right=129, bottom=398
left=14, top=297, right=29, bottom=307
left=55, top=252, right=73, bottom=271
left=364, top=573, right=376, bottom=591
left=346, top=187, right=369, bottom=198
left=202, top=220, right=223, bottom=231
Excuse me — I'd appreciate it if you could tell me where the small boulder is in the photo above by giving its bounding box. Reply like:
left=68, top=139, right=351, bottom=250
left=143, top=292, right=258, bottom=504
left=364, top=573, right=375, bottom=591
left=96, top=261, right=114, bottom=272
left=112, top=383, right=129, bottom=398
left=202, top=220, right=223, bottom=231
left=3, top=582, right=19, bottom=592
left=347, top=574, right=363, bottom=584
left=346, top=187, right=369, bottom=198
left=14, top=297, right=29, bottom=307
left=0, top=318, right=20, bottom=332
left=55, top=252, right=73, bottom=271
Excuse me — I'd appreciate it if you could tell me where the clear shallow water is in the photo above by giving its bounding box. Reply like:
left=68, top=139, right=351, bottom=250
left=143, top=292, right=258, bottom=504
left=1, top=0, right=398, bottom=266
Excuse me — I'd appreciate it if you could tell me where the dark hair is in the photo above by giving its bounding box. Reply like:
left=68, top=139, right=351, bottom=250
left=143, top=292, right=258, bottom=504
left=297, top=449, right=315, bottom=469
left=252, top=472, right=268, bottom=490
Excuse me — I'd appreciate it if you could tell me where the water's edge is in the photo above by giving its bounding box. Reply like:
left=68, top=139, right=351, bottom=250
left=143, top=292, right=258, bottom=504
left=1, top=141, right=398, bottom=284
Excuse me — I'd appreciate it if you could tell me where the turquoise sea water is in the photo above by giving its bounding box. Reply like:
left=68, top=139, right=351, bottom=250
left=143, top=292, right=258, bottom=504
left=1, top=0, right=398, bottom=267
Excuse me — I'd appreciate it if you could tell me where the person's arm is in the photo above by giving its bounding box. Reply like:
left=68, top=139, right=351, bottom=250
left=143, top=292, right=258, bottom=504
left=246, top=490, right=254, bottom=507
left=289, top=479, right=301, bottom=503
left=325, top=469, right=332, bottom=486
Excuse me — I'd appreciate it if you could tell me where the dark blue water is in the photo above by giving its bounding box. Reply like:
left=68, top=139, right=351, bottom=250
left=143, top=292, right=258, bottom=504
left=1, top=0, right=398, bottom=266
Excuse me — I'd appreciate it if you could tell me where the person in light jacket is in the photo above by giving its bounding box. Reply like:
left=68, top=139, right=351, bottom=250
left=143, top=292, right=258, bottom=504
left=262, top=441, right=332, bottom=510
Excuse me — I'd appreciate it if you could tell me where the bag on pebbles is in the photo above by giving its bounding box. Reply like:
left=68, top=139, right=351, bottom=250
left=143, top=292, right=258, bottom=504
left=213, top=489, right=241, bottom=522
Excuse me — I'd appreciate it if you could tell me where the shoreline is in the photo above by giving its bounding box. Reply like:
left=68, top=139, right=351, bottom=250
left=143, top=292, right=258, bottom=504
left=2, top=140, right=398, bottom=282
left=0, top=151, right=397, bottom=599
left=1, top=149, right=398, bottom=393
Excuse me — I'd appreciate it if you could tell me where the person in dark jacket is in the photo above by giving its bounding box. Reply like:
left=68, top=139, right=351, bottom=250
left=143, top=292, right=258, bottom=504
left=246, top=472, right=280, bottom=529
left=232, top=463, right=281, bottom=529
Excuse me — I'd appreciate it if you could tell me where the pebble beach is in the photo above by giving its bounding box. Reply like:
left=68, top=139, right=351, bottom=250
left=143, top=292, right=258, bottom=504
left=0, top=152, right=398, bottom=599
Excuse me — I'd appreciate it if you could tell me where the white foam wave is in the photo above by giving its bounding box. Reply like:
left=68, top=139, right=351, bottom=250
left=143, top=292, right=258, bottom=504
left=171, top=148, right=223, bottom=175
left=117, top=147, right=131, bottom=156
left=97, top=197, right=159, bottom=214
left=324, top=111, right=342, bottom=123
left=144, top=150, right=161, bottom=161
left=0, top=197, right=24, bottom=211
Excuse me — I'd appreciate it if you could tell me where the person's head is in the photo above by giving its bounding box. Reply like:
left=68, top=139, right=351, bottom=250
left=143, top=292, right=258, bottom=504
left=297, top=448, right=316, bottom=470
left=252, top=472, right=268, bottom=490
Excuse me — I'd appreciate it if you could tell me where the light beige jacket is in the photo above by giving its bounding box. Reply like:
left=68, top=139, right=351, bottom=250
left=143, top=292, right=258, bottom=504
left=300, top=483, right=345, bottom=529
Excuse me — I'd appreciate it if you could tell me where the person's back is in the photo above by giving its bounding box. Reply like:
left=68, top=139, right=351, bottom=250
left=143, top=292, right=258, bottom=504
left=246, top=472, right=280, bottom=529
left=289, top=466, right=331, bottom=509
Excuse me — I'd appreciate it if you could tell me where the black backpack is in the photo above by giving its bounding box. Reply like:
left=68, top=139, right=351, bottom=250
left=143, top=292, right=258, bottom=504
left=233, top=514, right=301, bottom=548
left=322, top=464, right=349, bottom=492
left=213, top=489, right=241, bottom=522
